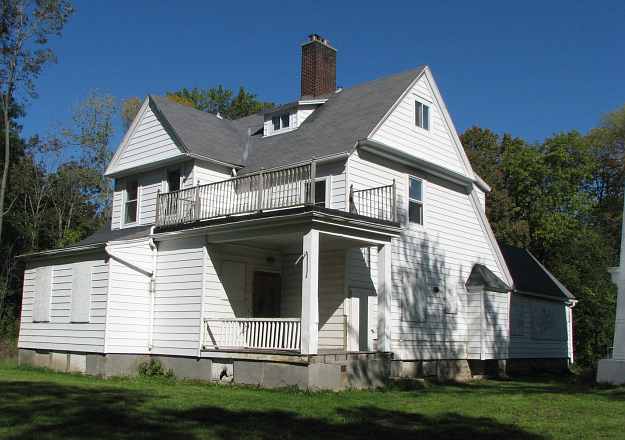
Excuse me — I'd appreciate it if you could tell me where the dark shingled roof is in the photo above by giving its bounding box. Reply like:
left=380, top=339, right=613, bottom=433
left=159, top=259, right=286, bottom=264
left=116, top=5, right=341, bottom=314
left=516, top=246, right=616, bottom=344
left=148, top=67, right=426, bottom=173
left=149, top=96, right=246, bottom=166
left=466, top=264, right=510, bottom=293
left=75, top=223, right=152, bottom=246
left=500, top=244, right=575, bottom=301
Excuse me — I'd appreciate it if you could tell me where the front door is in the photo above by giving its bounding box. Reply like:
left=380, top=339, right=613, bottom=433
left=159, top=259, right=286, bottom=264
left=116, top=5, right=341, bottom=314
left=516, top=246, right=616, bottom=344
left=252, top=271, right=282, bottom=317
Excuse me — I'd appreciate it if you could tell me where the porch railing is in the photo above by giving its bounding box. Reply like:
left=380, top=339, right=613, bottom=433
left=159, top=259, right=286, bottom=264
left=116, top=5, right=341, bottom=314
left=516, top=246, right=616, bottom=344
left=203, top=318, right=301, bottom=351
left=349, top=180, right=396, bottom=223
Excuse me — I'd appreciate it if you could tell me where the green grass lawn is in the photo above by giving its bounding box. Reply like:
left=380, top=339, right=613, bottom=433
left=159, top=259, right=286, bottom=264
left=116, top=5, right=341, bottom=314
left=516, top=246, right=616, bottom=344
left=0, top=360, right=623, bottom=439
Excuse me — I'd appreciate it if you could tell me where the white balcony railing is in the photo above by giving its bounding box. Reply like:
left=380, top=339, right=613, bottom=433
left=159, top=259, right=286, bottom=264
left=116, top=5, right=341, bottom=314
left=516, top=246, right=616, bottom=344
left=155, top=161, right=398, bottom=227
left=203, top=318, right=301, bottom=351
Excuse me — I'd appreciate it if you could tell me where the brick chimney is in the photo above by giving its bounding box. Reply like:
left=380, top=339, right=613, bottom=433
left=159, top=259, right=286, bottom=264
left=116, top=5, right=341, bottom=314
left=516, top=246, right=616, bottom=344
left=301, top=34, right=336, bottom=98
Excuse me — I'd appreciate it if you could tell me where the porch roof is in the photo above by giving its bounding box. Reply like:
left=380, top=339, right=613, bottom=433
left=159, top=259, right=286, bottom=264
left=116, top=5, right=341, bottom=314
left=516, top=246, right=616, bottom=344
left=152, top=205, right=400, bottom=250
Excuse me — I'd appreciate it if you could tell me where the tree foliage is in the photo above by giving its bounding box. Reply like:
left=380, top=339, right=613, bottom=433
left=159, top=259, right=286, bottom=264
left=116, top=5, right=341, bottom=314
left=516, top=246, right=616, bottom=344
left=0, top=0, right=74, bottom=244
left=121, top=85, right=274, bottom=127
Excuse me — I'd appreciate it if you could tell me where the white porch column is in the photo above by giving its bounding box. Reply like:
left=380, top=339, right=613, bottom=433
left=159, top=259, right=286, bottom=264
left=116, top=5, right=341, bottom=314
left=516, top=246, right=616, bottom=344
left=377, top=242, right=392, bottom=352
left=301, top=229, right=320, bottom=355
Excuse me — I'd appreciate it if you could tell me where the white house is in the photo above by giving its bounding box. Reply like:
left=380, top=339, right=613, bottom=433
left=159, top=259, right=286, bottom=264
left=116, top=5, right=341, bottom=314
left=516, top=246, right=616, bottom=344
left=17, top=34, right=575, bottom=389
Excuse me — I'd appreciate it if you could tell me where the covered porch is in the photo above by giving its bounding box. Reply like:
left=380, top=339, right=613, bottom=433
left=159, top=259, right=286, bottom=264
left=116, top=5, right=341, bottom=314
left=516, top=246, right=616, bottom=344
left=162, top=208, right=399, bottom=357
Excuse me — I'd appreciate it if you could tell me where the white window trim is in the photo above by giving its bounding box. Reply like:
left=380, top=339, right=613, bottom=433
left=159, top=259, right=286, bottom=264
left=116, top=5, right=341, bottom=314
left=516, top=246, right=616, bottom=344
left=413, top=95, right=432, bottom=133
left=122, top=178, right=140, bottom=227
left=407, top=175, right=425, bottom=227
left=265, top=112, right=297, bottom=137
left=301, top=176, right=330, bottom=208
left=314, top=176, right=330, bottom=208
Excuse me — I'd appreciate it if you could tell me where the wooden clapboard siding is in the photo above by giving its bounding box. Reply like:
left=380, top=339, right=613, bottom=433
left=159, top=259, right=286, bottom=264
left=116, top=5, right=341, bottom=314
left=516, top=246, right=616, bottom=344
left=279, top=250, right=346, bottom=350
left=346, top=247, right=378, bottom=350
left=108, top=105, right=183, bottom=176
left=18, top=253, right=108, bottom=353
left=139, top=169, right=163, bottom=225
left=317, top=161, right=347, bottom=210
left=106, top=241, right=152, bottom=353
left=347, top=148, right=504, bottom=360
left=370, top=72, right=467, bottom=176
left=509, top=294, right=569, bottom=359
left=153, top=237, right=204, bottom=356
left=193, top=160, right=231, bottom=186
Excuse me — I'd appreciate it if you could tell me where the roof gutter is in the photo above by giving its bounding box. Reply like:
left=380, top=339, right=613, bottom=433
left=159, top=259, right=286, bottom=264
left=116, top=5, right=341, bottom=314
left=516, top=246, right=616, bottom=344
left=17, top=243, right=105, bottom=260
left=357, top=138, right=482, bottom=192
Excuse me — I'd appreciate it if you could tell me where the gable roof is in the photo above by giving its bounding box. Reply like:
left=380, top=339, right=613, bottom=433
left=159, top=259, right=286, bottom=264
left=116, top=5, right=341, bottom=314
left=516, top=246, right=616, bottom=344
left=466, top=264, right=510, bottom=293
left=499, top=244, right=575, bottom=301
left=141, top=67, right=426, bottom=174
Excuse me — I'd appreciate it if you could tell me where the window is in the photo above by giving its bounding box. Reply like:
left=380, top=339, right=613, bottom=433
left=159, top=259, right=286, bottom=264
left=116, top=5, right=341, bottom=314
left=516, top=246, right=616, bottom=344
left=271, top=113, right=291, bottom=132
left=167, top=169, right=181, bottom=192
left=33, top=266, right=51, bottom=322
left=305, top=179, right=327, bottom=207
left=314, top=179, right=326, bottom=207
left=415, top=100, right=430, bottom=130
left=70, top=262, right=92, bottom=323
left=408, top=176, right=423, bottom=225
left=281, top=113, right=290, bottom=129
left=124, top=179, right=138, bottom=224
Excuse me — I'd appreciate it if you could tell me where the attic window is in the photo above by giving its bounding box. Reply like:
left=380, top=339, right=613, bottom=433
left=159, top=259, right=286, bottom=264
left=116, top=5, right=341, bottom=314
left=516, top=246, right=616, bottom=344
left=415, top=100, right=430, bottom=130
left=271, top=113, right=291, bottom=133
left=124, top=179, right=139, bottom=224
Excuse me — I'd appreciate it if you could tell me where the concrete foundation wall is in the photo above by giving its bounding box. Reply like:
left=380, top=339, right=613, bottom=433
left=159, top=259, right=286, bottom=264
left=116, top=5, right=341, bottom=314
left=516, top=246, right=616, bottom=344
left=596, top=359, right=625, bottom=385
left=19, top=348, right=571, bottom=388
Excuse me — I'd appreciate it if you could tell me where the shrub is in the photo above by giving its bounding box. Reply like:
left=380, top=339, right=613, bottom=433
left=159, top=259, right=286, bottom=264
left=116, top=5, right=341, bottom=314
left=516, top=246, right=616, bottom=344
left=137, top=359, right=174, bottom=378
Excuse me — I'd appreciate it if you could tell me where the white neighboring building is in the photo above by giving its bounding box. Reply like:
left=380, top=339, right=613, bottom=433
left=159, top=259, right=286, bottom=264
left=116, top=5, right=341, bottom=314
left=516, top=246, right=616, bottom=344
left=17, top=34, right=576, bottom=389
left=597, top=197, right=625, bottom=385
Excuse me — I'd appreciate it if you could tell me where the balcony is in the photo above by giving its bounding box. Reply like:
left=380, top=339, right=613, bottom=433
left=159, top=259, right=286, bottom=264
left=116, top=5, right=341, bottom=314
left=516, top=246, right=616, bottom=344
left=155, top=161, right=397, bottom=228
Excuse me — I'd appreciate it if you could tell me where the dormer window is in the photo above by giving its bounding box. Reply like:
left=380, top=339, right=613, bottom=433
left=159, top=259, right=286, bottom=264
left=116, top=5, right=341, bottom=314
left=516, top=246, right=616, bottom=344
left=271, top=113, right=291, bottom=133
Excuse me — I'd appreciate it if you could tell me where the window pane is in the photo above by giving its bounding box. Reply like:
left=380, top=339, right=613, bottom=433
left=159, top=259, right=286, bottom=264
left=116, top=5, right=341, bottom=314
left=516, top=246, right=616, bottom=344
left=125, top=200, right=137, bottom=223
left=281, top=114, right=290, bottom=128
left=415, top=101, right=422, bottom=127
left=409, top=178, right=422, bottom=201
left=422, top=104, right=430, bottom=130
left=127, top=180, right=138, bottom=201
left=409, top=201, right=423, bottom=224
left=314, top=180, right=326, bottom=207
left=272, top=116, right=280, bottom=131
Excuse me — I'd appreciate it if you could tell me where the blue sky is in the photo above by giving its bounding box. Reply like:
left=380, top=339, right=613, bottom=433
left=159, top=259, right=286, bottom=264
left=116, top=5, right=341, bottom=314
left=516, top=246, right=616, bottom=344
left=19, top=0, right=625, bottom=146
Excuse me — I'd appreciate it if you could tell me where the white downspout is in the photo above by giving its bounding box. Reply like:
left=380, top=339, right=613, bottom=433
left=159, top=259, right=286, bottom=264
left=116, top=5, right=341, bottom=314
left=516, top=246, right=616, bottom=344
left=148, top=233, right=157, bottom=352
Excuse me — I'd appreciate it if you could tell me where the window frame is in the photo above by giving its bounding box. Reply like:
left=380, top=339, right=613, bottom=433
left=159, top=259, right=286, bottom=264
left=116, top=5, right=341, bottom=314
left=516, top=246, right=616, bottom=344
left=269, top=112, right=293, bottom=135
left=303, top=176, right=330, bottom=208
left=123, top=178, right=140, bottom=226
left=408, top=175, right=425, bottom=226
left=414, top=98, right=431, bottom=131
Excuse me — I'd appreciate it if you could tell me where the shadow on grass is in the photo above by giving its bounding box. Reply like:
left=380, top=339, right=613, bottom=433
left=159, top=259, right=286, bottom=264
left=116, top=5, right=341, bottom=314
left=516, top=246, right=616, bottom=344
left=0, top=380, right=546, bottom=440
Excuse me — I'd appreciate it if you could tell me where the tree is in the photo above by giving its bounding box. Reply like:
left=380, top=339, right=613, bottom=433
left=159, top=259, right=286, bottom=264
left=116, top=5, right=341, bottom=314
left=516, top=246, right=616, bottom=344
left=0, top=0, right=73, bottom=244
left=121, top=96, right=142, bottom=131
left=61, top=90, right=116, bottom=216
left=166, top=85, right=274, bottom=118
